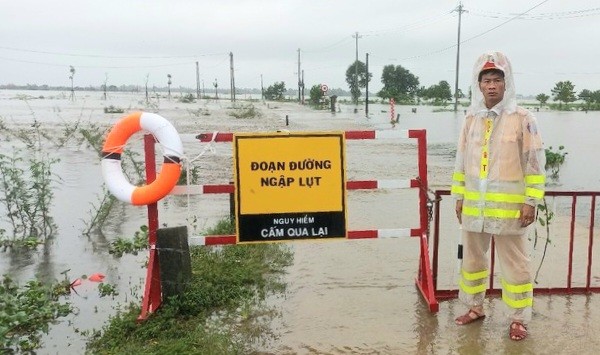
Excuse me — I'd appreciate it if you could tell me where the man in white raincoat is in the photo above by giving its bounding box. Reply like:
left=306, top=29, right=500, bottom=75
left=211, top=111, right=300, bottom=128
left=451, top=51, right=546, bottom=341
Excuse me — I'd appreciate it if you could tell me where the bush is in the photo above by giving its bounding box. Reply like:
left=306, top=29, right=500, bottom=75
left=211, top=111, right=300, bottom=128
left=103, top=105, right=125, bottom=114
left=0, top=276, right=72, bottom=353
left=545, top=145, right=567, bottom=180
left=178, top=93, right=195, bottom=103
left=228, top=103, right=260, bottom=119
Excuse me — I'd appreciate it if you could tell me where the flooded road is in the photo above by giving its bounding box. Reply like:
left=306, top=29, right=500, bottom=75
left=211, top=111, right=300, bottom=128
left=1, top=90, right=600, bottom=354
left=261, top=102, right=600, bottom=354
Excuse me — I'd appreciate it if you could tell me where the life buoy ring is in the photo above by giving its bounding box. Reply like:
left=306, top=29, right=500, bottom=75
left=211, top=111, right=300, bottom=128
left=101, top=111, right=183, bottom=205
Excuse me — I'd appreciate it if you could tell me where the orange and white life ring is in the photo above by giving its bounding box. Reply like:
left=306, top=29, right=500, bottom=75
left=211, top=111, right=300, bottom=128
left=101, top=111, right=183, bottom=205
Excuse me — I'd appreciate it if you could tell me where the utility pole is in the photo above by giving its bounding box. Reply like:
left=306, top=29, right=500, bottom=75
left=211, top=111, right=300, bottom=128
left=260, top=74, right=264, bottom=102
left=352, top=32, right=362, bottom=106
left=301, top=69, right=305, bottom=105
left=196, top=61, right=200, bottom=100
left=214, top=78, right=218, bottom=100
left=365, top=53, right=369, bottom=117
left=453, top=2, right=467, bottom=112
left=297, top=48, right=301, bottom=104
left=230, top=52, right=235, bottom=102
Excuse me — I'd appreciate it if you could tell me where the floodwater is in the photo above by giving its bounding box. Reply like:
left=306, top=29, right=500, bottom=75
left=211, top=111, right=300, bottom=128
left=1, top=90, right=600, bottom=354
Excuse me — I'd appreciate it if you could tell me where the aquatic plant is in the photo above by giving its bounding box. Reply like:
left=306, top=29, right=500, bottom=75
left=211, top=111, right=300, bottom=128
left=108, top=225, right=149, bottom=257
left=533, top=198, right=555, bottom=284
left=545, top=145, right=568, bottom=180
left=228, top=103, right=261, bottom=119
left=0, top=138, right=58, bottom=247
left=103, top=105, right=125, bottom=114
left=0, top=275, right=72, bottom=353
left=98, top=283, right=119, bottom=298
left=178, top=93, right=195, bottom=103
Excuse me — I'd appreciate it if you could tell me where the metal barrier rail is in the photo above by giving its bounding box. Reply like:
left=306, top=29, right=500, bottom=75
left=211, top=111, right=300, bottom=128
left=139, top=129, right=440, bottom=319
left=432, top=189, right=600, bottom=300
left=189, top=129, right=429, bottom=244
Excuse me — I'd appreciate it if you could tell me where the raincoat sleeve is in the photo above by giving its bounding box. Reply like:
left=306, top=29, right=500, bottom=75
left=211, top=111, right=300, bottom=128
left=451, top=117, right=468, bottom=201
left=521, top=111, right=546, bottom=206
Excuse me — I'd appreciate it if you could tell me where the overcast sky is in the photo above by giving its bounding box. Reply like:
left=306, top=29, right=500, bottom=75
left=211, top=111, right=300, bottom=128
left=1, top=0, right=599, bottom=96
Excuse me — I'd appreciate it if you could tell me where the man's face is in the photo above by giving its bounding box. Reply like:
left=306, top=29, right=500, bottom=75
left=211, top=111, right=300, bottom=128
left=479, top=71, right=505, bottom=108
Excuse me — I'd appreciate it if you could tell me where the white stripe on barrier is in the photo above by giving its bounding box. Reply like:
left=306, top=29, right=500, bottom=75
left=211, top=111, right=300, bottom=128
left=189, top=236, right=206, bottom=246
left=171, top=179, right=413, bottom=196
left=378, top=228, right=412, bottom=238
left=378, top=179, right=411, bottom=189
left=375, top=130, right=409, bottom=139
left=170, top=185, right=205, bottom=195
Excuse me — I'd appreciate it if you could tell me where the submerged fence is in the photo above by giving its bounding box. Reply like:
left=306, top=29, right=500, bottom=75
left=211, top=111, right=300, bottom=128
left=432, top=190, right=600, bottom=300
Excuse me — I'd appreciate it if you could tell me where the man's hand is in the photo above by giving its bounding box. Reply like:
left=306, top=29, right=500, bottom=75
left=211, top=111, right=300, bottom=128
left=456, top=200, right=463, bottom=224
left=520, top=204, right=536, bottom=227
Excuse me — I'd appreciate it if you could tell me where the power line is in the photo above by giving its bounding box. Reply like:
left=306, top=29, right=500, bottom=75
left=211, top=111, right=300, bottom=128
left=0, top=55, right=230, bottom=70
left=363, top=11, right=454, bottom=37
left=302, top=10, right=454, bottom=53
left=397, top=0, right=552, bottom=62
left=303, top=37, right=353, bottom=54
left=469, top=6, right=600, bottom=20
left=0, top=45, right=227, bottom=59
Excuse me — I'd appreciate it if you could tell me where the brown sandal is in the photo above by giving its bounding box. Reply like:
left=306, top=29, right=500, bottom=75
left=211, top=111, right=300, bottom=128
left=509, top=321, right=528, bottom=341
left=455, top=309, right=485, bottom=325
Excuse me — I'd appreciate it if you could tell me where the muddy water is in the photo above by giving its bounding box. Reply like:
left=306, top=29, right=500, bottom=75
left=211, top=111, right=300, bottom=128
left=1, top=91, right=600, bottom=354
left=261, top=103, right=600, bottom=354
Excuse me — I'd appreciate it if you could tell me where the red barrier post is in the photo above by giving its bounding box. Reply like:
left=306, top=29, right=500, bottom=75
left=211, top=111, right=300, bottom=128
left=138, top=134, right=163, bottom=321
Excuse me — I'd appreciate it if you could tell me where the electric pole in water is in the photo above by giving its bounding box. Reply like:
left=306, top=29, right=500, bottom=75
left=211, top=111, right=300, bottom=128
left=230, top=52, right=235, bottom=102
left=196, top=61, right=200, bottom=100
left=453, top=2, right=467, bottom=112
left=297, top=48, right=302, bottom=104
left=301, top=69, right=305, bottom=105
left=365, top=53, right=369, bottom=117
left=352, top=32, right=362, bottom=106
left=260, top=74, right=264, bottom=102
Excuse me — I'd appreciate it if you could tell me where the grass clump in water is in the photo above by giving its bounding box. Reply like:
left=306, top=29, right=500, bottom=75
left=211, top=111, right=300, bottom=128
left=228, top=103, right=261, bottom=119
left=86, top=226, right=292, bottom=354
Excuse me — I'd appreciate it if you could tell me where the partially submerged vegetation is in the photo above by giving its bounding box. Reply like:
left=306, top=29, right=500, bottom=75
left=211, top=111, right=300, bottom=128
left=0, top=101, right=292, bottom=353
left=0, top=275, right=72, bottom=353
left=87, top=242, right=293, bottom=354
left=228, top=102, right=261, bottom=119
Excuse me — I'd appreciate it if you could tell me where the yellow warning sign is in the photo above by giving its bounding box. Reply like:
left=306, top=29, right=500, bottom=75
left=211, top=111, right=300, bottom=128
left=233, top=131, right=347, bottom=243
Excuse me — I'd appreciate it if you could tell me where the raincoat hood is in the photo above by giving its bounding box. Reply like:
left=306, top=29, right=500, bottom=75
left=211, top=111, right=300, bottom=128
left=468, top=51, right=517, bottom=116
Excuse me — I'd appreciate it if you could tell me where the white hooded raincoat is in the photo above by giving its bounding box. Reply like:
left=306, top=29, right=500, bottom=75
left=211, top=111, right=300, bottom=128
left=452, top=52, right=546, bottom=322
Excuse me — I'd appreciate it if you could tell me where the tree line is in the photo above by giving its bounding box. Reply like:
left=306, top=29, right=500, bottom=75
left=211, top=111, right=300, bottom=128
left=261, top=60, right=600, bottom=111
left=537, top=81, right=600, bottom=110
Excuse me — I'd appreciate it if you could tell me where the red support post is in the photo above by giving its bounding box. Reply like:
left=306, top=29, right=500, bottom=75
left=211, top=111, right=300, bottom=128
left=138, top=134, right=162, bottom=321
left=408, top=129, right=439, bottom=312
left=586, top=195, right=596, bottom=290
left=409, top=130, right=429, bottom=235
left=567, top=196, right=577, bottom=291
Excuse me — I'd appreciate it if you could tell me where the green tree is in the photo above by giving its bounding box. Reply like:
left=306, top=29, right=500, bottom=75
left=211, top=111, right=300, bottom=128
left=377, top=64, right=419, bottom=103
left=592, top=90, right=600, bottom=104
left=264, top=81, right=286, bottom=100
left=536, top=93, right=549, bottom=108
left=420, top=80, right=452, bottom=105
left=345, top=61, right=370, bottom=104
left=551, top=81, right=576, bottom=108
left=309, top=84, right=324, bottom=105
